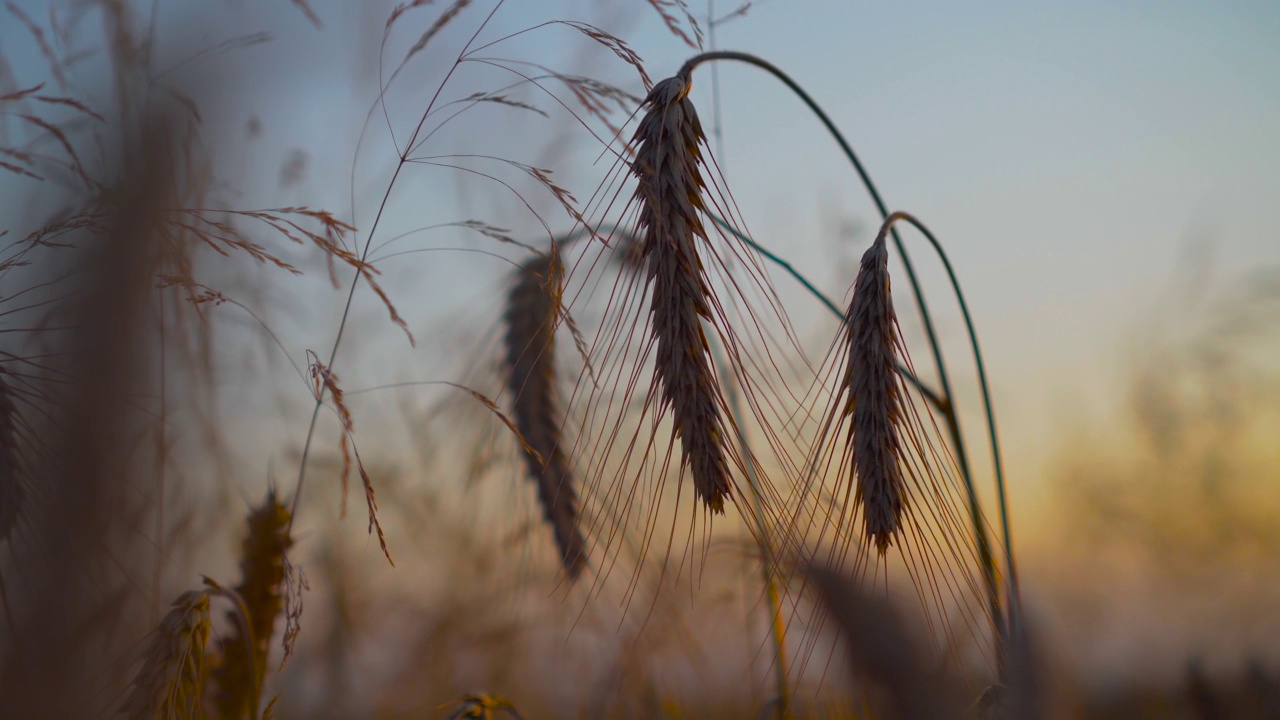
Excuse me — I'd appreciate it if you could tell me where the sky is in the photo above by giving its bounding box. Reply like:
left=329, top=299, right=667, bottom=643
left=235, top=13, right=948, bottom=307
left=4, top=0, right=1278, bottom=519
left=4, top=0, right=1280, bottom=695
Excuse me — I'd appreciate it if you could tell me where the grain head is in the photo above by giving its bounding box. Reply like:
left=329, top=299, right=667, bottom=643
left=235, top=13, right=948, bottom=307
left=630, top=74, right=733, bottom=514
left=211, top=491, right=292, bottom=719
left=805, top=562, right=957, bottom=720
left=504, top=249, right=587, bottom=578
left=841, top=233, right=907, bottom=553
left=121, top=589, right=212, bottom=720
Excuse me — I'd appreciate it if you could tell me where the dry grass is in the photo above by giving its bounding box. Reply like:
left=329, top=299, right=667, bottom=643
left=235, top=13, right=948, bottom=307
left=10, top=2, right=1253, bottom=718
left=0, top=3, right=999, bottom=714
left=503, top=249, right=587, bottom=578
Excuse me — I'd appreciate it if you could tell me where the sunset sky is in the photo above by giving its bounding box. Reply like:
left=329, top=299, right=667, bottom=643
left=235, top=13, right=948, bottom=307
left=3, top=0, right=1278, bottom=691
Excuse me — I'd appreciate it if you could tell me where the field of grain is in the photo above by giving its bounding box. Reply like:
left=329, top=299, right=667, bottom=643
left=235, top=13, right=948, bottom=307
left=1, top=2, right=1277, bottom=718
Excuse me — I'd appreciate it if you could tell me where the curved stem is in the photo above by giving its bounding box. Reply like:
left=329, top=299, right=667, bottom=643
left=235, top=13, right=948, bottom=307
left=679, top=50, right=1017, bottom=645
left=880, top=213, right=1021, bottom=623
left=707, top=214, right=945, bottom=412
left=289, top=2, right=507, bottom=528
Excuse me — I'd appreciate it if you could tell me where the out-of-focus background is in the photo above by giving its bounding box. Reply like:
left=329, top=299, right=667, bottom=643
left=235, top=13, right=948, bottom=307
left=2, top=1, right=1278, bottom=717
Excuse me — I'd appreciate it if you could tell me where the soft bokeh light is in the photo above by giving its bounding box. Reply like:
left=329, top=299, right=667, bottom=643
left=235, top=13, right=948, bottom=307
left=2, top=1, right=1278, bottom=716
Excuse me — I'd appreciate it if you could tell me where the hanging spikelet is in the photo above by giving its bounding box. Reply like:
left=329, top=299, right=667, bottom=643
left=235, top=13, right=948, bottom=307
left=839, top=231, right=909, bottom=553
left=503, top=249, right=588, bottom=578
left=210, top=491, right=292, bottom=719
left=121, top=589, right=212, bottom=720
left=630, top=75, right=734, bottom=513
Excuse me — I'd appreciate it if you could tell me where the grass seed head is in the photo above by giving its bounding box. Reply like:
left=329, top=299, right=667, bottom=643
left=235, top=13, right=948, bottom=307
left=122, top=590, right=212, bottom=720
left=504, top=250, right=587, bottom=578
left=631, top=74, right=733, bottom=514
left=211, top=491, right=292, bottom=719
left=843, top=234, right=907, bottom=553
left=805, top=563, right=956, bottom=720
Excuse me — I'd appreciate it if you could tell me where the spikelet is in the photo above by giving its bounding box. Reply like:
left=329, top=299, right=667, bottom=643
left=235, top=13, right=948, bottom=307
left=0, top=367, right=22, bottom=543
left=121, top=590, right=212, bottom=720
left=630, top=75, right=733, bottom=513
left=211, top=491, right=292, bottom=719
left=504, top=250, right=587, bottom=578
left=840, top=232, right=907, bottom=553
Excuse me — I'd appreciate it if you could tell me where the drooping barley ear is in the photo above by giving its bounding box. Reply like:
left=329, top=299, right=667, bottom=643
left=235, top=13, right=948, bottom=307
left=122, top=589, right=212, bottom=720
left=0, top=367, right=22, bottom=543
left=631, top=75, right=733, bottom=513
left=504, top=250, right=587, bottom=578
left=211, top=491, right=292, bottom=719
left=841, top=226, right=907, bottom=553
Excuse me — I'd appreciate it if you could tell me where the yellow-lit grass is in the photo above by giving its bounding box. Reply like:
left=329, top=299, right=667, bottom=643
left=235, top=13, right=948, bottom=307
left=211, top=492, right=292, bottom=719
left=122, top=590, right=212, bottom=720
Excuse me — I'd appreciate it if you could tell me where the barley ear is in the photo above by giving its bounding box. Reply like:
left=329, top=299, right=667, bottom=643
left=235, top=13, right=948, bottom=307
left=210, top=491, right=292, bottom=719
left=842, top=230, right=907, bottom=553
left=632, top=74, right=734, bottom=513
left=122, top=590, right=212, bottom=720
left=805, top=563, right=956, bottom=720
left=504, top=250, right=587, bottom=578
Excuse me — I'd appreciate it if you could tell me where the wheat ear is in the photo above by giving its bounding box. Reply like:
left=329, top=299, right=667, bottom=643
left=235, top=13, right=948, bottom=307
left=504, top=250, right=587, bottom=578
left=122, top=589, right=212, bottom=720
left=841, top=226, right=909, bottom=553
left=211, top=491, right=292, bottom=719
left=631, top=75, right=733, bottom=513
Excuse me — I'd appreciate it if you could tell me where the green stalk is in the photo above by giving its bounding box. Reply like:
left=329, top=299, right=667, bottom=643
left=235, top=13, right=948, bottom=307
left=678, top=51, right=1016, bottom=656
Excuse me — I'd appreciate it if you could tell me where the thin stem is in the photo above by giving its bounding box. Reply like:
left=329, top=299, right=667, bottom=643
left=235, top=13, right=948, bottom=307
left=709, top=335, right=790, bottom=717
left=289, top=1, right=506, bottom=527
left=678, top=50, right=1015, bottom=650
left=707, top=214, right=945, bottom=411
left=704, top=9, right=786, bottom=714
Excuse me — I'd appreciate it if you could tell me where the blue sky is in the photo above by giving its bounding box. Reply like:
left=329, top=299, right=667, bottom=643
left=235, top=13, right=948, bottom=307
left=5, top=2, right=1280, bottom=690
left=4, top=0, right=1278, bottom=511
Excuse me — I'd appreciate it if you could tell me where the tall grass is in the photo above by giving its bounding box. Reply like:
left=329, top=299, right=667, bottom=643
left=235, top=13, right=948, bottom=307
left=0, top=1, right=1138, bottom=717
